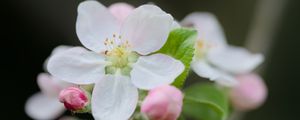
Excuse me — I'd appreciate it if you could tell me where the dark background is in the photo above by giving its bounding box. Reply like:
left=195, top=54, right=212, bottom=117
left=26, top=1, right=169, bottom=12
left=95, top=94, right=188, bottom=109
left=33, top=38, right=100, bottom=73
left=2, top=0, right=300, bottom=119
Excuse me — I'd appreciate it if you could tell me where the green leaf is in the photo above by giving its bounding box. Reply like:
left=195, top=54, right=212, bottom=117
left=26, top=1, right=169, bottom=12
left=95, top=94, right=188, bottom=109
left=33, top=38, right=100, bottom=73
left=182, top=83, right=229, bottom=120
left=156, top=28, right=197, bottom=88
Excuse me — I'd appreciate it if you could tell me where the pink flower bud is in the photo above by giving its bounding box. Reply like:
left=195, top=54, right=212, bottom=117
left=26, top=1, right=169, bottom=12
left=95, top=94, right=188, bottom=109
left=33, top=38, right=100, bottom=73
left=141, top=85, right=183, bottom=120
left=230, top=73, right=267, bottom=111
left=108, top=2, right=134, bottom=24
left=59, top=87, right=90, bottom=112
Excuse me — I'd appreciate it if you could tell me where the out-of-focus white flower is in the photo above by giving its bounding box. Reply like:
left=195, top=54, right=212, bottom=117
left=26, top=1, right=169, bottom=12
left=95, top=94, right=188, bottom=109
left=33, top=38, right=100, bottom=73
left=141, top=85, right=183, bottom=120
left=25, top=46, right=73, bottom=120
left=47, top=1, right=184, bottom=120
left=230, top=73, right=267, bottom=111
left=25, top=73, right=73, bottom=120
left=181, top=12, right=264, bottom=86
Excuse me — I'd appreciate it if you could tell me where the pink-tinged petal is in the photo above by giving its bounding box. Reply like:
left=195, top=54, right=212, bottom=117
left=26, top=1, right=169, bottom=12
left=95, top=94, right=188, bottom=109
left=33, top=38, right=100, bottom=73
left=47, top=47, right=106, bottom=84
left=131, top=54, right=184, bottom=90
left=142, top=85, right=183, bottom=120
left=76, top=0, right=119, bottom=52
left=181, top=12, right=227, bottom=50
left=37, top=73, right=63, bottom=97
left=120, top=5, right=173, bottom=55
left=208, top=46, right=264, bottom=74
left=92, top=75, right=138, bottom=120
left=230, top=73, right=267, bottom=111
left=25, top=92, right=65, bottom=120
left=108, top=2, right=134, bottom=25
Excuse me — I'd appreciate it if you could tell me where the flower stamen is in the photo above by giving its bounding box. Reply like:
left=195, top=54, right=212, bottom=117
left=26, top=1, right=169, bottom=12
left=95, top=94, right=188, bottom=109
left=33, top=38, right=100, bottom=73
left=103, top=33, right=139, bottom=76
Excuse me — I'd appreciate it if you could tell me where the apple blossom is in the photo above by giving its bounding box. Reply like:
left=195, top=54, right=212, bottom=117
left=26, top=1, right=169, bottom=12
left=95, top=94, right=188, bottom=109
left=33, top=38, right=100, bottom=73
left=181, top=12, right=264, bottom=86
left=59, top=86, right=91, bottom=112
left=47, top=1, right=184, bottom=120
left=230, top=73, right=267, bottom=111
left=25, top=46, right=73, bottom=120
left=25, top=73, right=72, bottom=120
left=141, top=85, right=183, bottom=120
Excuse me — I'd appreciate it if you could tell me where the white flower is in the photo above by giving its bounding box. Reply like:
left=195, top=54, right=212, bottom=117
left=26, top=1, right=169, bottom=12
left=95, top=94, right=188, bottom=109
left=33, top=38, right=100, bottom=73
left=25, top=45, right=73, bottom=120
left=47, top=1, right=184, bottom=120
left=181, top=12, right=264, bottom=86
left=25, top=73, right=69, bottom=120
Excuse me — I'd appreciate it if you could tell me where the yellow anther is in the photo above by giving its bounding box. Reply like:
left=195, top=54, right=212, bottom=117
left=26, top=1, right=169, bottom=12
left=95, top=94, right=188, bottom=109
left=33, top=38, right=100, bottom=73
left=197, top=40, right=204, bottom=49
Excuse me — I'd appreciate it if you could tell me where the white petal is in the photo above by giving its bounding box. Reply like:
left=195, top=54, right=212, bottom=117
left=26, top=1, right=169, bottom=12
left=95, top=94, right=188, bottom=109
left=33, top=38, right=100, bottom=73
left=37, top=73, right=74, bottom=97
left=120, top=5, right=173, bottom=55
left=76, top=1, right=119, bottom=52
left=43, top=45, right=73, bottom=72
left=51, top=45, right=73, bottom=55
left=191, top=60, right=237, bottom=86
left=25, top=92, right=65, bottom=120
left=92, top=75, right=138, bottom=120
left=108, top=2, right=134, bottom=25
left=47, top=47, right=106, bottom=84
left=171, top=20, right=181, bottom=30
left=191, top=60, right=220, bottom=80
left=215, top=72, right=238, bottom=87
left=131, top=54, right=184, bottom=90
left=181, top=12, right=227, bottom=49
left=208, top=46, right=264, bottom=74
left=52, top=77, right=74, bottom=89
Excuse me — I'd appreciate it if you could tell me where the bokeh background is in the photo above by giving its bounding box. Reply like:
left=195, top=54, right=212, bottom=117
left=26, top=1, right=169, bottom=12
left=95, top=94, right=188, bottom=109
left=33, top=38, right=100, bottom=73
left=3, top=0, right=300, bottom=119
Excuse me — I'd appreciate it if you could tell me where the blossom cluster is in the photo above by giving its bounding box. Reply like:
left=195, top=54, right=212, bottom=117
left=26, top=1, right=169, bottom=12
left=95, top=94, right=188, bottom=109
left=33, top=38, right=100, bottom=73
left=25, top=1, right=267, bottom=120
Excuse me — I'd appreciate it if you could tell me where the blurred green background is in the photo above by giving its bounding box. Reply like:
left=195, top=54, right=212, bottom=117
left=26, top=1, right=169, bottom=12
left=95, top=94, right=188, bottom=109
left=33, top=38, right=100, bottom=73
left=3, top=0, right=300, bottom=119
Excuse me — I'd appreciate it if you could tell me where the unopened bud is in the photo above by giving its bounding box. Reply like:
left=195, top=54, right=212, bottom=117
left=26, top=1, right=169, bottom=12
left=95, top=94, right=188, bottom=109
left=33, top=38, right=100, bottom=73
left=59, top=87, right=91, bottom=112
left=141, top=85, right=183, bottom=120
left=230, top=73, right=267, bottom=111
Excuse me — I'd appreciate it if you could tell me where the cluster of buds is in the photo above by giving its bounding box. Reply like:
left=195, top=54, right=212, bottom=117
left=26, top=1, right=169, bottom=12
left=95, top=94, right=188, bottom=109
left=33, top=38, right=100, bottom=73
left=25, top=1, right=269, bottom=120
left=58, top=85, right=184, bottom=120
left=44, top=75, right=267, bottom=119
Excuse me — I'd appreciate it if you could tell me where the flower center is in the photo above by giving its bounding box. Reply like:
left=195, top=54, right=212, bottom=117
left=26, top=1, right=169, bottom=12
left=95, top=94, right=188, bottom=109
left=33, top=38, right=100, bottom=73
left=103, top=34, right=139, bottom=76
left=194, top=39, right=216, bottom=59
